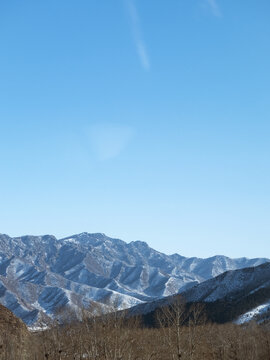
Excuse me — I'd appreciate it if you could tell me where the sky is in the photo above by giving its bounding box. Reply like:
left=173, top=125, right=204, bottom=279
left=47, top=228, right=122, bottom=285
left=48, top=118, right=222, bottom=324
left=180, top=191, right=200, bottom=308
left=0, top=0, right=270, bottom=258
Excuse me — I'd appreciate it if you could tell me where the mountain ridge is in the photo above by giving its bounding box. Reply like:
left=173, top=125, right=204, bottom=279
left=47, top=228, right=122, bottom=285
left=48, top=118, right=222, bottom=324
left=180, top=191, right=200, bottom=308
left=127, top=262, right=270, bottom=325
left=0, top=232, right=268, bottom=325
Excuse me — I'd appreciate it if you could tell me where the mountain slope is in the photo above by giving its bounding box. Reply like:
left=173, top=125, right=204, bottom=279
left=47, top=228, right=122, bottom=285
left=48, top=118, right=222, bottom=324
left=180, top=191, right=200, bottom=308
left=0, top=232, right=268, bottom=324
left=0, top=303, right=29, bottom=358
left=128, top=262, right=270, bottom=325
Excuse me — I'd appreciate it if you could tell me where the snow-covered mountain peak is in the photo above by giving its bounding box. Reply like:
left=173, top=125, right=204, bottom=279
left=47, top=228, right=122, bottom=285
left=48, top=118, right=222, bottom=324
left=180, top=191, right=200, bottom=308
left=129, top=240, right=149, bottom=247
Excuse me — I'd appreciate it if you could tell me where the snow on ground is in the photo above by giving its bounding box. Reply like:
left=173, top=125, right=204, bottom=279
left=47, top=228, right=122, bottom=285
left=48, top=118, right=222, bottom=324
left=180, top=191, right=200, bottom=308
left=64, top=238, right=79, bottom=245
left=235, top=300, right=270, bottom=324
left=28, top=324, right=49, bottom=332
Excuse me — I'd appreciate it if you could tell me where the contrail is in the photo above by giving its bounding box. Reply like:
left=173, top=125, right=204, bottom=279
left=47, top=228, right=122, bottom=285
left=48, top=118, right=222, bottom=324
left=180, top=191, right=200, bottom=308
left=207, top=0, right=221, bottom=17
left=126, top=0, right=150, bottom=70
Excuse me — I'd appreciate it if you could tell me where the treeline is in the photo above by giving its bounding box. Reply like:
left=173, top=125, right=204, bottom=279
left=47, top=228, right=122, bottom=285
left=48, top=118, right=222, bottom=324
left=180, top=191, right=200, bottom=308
left=1, top=299, right=270, bottom=360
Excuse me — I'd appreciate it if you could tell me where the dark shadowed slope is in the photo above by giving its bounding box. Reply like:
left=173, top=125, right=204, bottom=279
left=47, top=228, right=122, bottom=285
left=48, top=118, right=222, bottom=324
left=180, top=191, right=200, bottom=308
left=127, top=262, right=270, bottom=325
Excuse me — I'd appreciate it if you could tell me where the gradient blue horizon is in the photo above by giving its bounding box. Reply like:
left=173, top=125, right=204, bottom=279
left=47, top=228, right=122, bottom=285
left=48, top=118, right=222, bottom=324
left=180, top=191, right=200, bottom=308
left=0, top=0, right=270, bottom=258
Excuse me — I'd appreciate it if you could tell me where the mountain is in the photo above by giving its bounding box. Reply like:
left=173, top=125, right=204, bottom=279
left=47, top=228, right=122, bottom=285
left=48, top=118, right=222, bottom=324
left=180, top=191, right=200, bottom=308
left=127, top=262, right=270, bottom=325
left=0, top=232, right=268, bottom=325
left=0, top=303, right=28, bottom=334
left=0, top=303, right=29, bottom=357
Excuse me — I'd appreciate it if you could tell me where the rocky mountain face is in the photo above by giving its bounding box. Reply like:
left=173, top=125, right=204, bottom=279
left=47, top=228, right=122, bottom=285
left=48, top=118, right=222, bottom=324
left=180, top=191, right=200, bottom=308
left=128, top=262, right=270, bottom=325
left=0, top=232, right=268, bottom=325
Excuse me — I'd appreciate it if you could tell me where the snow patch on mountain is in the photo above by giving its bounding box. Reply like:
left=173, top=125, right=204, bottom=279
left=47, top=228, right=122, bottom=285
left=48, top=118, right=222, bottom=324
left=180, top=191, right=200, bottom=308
left=235, top=300, right=270, bottom=324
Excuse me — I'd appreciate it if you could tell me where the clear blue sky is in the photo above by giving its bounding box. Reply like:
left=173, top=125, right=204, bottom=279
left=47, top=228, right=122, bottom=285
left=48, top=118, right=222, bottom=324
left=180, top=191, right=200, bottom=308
left=0, top=0, right=270, bottom=258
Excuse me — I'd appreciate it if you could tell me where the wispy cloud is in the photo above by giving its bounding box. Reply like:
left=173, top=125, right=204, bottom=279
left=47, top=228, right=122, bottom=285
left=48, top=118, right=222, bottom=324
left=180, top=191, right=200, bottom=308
left=206, top=0, right=221, bottom=17
left=126, top=0, right=150, bottom=71
left=88, top=123, right=134, bottom=161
